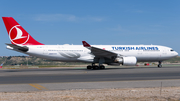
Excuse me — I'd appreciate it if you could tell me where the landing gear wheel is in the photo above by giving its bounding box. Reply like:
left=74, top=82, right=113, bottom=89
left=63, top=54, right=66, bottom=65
left=87, top=65, right=92, bottom=69
left=93, top=65, right=99, bottom=70
left=158, top=64, right=162, bottom=68
left=158, top=61, right=162, bottom=68
left=86, top=64, right=105, bottom=70
left=100, top=65, right=105, bottom=69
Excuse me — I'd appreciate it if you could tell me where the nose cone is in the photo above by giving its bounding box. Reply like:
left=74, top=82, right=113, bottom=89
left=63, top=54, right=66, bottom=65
left=175, top=51, right=179, bottom=56
left=172, top=51, right=179, bottom=57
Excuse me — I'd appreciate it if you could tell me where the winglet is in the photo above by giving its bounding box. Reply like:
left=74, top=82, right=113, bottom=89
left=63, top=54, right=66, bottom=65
left=82, top=41, right=91, bottom=47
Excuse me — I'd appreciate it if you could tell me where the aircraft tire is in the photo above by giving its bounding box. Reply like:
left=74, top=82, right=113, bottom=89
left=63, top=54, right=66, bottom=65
left=87, top=65, right=92, bottom=69
left=100, top=65, right=105, bottom=69
left=158, top=64, right=162, bottom=68
left=93, top=66, right=99, bottom=70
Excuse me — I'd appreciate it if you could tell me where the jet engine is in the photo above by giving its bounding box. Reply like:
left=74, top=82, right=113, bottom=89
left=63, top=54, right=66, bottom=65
left=115, top=56, right=137, bottom=66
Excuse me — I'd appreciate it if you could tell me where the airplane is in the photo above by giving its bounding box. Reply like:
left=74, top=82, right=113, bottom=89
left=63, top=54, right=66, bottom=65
left=2, top=17, right=179, bottom=69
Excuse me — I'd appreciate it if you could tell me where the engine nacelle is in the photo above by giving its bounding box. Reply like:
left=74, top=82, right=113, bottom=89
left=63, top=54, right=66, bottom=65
left=115, top=56, right=137, bottom=66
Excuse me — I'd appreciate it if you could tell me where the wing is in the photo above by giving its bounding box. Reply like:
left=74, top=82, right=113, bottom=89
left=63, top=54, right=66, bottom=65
left=82, top=41, right=118, bottom=59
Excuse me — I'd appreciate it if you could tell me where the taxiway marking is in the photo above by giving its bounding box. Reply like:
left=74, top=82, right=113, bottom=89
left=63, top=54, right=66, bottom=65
left=29, top=84, right=48, bottom=90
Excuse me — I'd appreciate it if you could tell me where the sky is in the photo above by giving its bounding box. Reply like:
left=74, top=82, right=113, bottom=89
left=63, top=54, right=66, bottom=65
left=0, top=0, right=180, bottom=56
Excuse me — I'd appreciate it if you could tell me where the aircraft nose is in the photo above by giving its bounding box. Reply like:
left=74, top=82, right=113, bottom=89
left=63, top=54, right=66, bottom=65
left=175, top=51, right=178, bottom=56
left=173, top=51, right=179, bottom=56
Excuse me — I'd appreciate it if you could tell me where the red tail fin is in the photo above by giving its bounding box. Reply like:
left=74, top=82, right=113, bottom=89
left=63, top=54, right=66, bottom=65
left=82, top=41, right=91, bottom=47
left=2, top=17, right=44, bottom=45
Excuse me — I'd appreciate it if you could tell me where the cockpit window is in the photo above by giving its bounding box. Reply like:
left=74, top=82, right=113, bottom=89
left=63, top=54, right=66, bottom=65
left=170, top=49, right=174, bottom=51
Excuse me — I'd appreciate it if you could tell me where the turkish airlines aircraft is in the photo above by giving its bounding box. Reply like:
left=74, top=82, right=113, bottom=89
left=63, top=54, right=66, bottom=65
left=2, top=17, right=178, bottom=69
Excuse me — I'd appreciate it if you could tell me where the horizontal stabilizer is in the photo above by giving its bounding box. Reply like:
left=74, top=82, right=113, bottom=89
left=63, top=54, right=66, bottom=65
left=6, top=43, right=29, bottom=52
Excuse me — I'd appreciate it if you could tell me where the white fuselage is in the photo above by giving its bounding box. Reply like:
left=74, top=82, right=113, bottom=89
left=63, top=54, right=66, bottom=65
left=3, top=17, right=179, bottom=68
left=21, top=44, right=178, bottom=63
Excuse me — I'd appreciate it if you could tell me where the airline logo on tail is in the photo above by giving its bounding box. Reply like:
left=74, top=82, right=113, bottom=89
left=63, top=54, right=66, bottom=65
left=2, top=17, right=44, bottom=45
left=9, top=25, right=29, bottom=45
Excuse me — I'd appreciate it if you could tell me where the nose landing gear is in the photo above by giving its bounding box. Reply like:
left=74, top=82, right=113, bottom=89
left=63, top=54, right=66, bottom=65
left=158, top=61, right=162, bottom=68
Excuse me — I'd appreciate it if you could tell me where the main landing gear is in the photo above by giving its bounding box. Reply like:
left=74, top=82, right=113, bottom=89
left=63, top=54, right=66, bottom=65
left=87, top=63, right=105, bottom=70
left=158, top=61, right=162, bottom=68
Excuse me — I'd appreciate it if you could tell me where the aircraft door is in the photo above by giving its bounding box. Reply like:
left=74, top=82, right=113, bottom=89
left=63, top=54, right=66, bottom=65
left=43, top=46, right=48, bottom=54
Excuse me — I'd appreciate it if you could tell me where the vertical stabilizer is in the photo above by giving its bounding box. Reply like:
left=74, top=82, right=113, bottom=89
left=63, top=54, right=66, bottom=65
left=2, top=17, right=44, bottom=45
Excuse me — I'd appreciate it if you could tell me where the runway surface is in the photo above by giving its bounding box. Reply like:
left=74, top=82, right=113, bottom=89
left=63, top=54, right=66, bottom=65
left=0, top=66, right=180, bottom=92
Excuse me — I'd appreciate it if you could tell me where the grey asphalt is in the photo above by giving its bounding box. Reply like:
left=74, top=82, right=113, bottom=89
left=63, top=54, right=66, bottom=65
left=0, top=66, right=180, bottom=92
